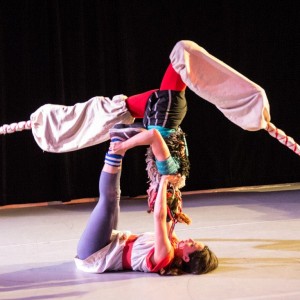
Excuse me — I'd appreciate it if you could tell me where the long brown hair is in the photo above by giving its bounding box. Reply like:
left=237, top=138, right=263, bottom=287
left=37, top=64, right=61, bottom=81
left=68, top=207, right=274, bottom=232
left=160, top=246, right=218, bottom=276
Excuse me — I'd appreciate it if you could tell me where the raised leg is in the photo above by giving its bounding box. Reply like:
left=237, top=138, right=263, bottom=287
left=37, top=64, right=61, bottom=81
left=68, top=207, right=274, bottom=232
left=76, top=164, right=121, bottom=260
left=125, top=61, right=186, bottom=119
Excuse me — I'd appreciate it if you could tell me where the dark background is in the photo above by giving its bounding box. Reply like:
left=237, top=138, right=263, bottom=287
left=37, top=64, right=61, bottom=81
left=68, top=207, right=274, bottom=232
left=1, top=0, right=300, bottom=205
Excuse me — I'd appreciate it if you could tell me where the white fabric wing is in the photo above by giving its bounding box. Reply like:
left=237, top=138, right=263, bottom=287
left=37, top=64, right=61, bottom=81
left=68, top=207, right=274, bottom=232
left=170, top=40, right=271, bottom=131
left=30, top=95, right=134, bottom=153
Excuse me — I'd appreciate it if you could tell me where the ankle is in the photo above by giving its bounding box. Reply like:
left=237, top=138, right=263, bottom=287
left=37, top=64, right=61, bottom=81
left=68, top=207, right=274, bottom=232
left=104, top=152, right=123, bottom=167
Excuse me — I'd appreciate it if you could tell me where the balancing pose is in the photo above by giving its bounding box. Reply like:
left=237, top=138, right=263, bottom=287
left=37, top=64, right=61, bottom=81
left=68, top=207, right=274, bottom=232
left=75, top=130, right=218, bottom=275
left=3, top=40, right=299, bottom=223
left=108, top=61, right=191, bottom=224
left=109, top=121, right=191, bottom=227
left=1, top=40, right=298, bottom=158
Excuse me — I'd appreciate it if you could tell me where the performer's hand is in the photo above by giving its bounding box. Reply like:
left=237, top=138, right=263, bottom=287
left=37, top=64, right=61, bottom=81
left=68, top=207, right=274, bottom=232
left=163, top=174, right=181, bottom=185
left=109, top=141, right=125, bottom=156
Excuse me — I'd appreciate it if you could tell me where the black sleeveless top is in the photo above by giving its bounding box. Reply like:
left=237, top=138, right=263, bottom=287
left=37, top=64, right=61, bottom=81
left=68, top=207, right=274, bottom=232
left=143, top=90, right=187, bottom=129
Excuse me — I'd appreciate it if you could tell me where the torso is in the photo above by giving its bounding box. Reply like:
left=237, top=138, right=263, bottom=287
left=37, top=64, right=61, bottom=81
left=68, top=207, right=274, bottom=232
left=143, top=90, right=187, bottom=129
left=74, top=230, right=173, bottom=273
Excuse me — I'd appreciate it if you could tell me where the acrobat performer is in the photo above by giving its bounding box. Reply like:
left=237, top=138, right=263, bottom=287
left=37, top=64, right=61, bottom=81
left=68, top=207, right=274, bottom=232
left=1, top=40, right=298, bottom=157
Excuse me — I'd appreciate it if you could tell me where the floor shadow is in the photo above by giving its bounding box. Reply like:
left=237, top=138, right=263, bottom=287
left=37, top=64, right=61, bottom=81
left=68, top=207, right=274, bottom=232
left=0, top=261, right=153, bottom=293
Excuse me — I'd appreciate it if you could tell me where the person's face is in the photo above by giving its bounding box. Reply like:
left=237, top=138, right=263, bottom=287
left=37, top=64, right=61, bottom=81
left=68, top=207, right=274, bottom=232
left=177, top=239, right=205, bottom=262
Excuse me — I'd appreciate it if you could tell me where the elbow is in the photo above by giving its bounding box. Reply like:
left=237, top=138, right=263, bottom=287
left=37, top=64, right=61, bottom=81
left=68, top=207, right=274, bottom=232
left=148, top=128, right=164, bottom=140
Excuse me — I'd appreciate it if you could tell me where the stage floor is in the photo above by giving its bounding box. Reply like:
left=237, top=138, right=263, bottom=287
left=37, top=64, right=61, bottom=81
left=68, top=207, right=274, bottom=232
left=1, top=184, right=300, bottom=300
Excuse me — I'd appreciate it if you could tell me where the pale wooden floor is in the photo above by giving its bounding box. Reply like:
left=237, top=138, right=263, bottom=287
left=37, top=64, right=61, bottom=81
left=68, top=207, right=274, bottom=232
left=1, top=184, right=300, bottom=300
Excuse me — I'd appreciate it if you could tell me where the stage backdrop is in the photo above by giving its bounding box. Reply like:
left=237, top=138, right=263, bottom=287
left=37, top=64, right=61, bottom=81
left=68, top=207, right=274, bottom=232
left=1, top=0, right=300, bottom=205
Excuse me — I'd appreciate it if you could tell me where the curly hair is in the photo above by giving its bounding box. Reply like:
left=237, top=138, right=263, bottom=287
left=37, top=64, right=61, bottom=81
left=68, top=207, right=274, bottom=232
left=164, top=129, right=190, bottom=178
left=145, top=127, right=191, bottom=225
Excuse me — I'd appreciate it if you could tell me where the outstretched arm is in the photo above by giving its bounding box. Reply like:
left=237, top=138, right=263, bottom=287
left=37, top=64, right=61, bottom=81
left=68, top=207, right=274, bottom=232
left=152, top=174, right=181, bottom=264
left=110, top=128, right=170, bottom=161
left=152, top=175, right=173, bottom=264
